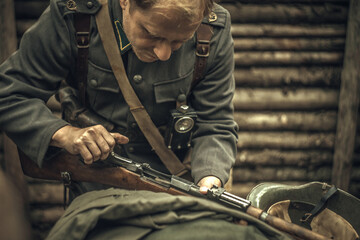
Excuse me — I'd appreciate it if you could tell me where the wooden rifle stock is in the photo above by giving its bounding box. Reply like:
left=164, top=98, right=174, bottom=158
left=18, top=150, right=330, bottom=240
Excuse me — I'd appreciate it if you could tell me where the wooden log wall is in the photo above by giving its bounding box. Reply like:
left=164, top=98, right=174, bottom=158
left=3, top=0, right=357, bottom=238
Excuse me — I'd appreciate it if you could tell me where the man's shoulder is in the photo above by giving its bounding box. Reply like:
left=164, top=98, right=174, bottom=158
left=201, top=3, right=231, bottom=28
left=51, top=0, right=101, bottom=15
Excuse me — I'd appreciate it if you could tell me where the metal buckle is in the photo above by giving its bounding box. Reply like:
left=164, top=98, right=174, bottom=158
left=195, top=40, right=210, bottom=57
left=76, top=32, right=90, bottom=48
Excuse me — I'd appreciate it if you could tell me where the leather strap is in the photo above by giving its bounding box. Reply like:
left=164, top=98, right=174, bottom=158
left=191, top=23, right=213, bottom=91
left=74, top=13, right=91, bottom=107
left=300, top=186, right=338, bottom=223
left=95, top=0, right=187, bottom=176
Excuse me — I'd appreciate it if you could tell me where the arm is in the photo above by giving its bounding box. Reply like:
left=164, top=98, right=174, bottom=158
left=190, top=7, right=238, bottom=186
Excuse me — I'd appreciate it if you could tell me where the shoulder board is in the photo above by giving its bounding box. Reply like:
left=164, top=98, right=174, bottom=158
left=61, top=0, right=101, bottom=14
left=201, top=3, right=229, bottom=28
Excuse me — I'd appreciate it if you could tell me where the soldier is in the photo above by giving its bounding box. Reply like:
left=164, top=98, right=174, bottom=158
left=0, top=0, right=237, bottom=200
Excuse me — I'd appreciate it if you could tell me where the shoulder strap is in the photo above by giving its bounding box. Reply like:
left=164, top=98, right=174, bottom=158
left=95, top=0, right=188, bottom=176
left=74, top=13, right=91, bottom=107
left=192, top=23, right=213, bottom=91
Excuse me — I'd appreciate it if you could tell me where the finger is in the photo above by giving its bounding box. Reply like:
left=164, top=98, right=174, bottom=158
left=78, top=146, right=94, bottom=164
left=85, top=141, right=102, bottom=162
left=94, top=136, right=112, bottom=160
left=110, top=133, right=129, bottom=144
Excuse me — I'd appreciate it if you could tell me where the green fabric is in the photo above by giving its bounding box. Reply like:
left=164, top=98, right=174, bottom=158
left=46, top=188, right=292, bottom=240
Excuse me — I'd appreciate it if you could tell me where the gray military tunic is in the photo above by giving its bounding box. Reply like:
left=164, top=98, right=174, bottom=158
left=0, top=0, right=238, bottom=196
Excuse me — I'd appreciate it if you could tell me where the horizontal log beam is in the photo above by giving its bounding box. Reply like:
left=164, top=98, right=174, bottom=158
left=234, top=111, right=338, bottom=131
left=233, top=166, right=360, bottom=182
left=234, top=52, right=344, bottom=66
left=231, top=24, right=346, bottom=37
left=237, top=132, right=335, bottom=149
left=235, top=149, right=335, bottom=167
left=28, top=183, right=63, bottom=204
left=234, top=67, right=341, bottom=87
left=222, top=3, right=348, bottom=23
left=233, top=88, right=339, bottom=110
left=30, top=207, right=64, bottom=224
left=14, top=1, right=49, bottom=19
left=234, top=38, right=345, bottom=51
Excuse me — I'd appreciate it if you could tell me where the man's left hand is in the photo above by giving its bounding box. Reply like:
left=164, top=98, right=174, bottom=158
left=198, top=176, right=221, bottom=194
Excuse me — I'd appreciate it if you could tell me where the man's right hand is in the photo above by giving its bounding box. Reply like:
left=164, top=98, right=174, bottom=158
left=50, top=125, right=129, bottom=164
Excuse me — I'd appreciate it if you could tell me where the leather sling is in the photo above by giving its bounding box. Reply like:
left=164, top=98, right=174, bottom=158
left=95, top=0, right=188, bottom=175
left=75, top=1, right=213, bottom=176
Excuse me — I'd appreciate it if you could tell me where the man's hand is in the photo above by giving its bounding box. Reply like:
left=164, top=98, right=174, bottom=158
left=50, top=125, right=129, bottom=164
left=198, top=176, right=222, bottom=194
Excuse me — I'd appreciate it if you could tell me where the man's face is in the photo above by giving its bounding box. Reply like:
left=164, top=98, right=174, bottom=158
left=120, top=0, right=203, bottom=63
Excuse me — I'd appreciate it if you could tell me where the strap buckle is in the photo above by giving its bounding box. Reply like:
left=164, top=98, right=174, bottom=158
left=196, top=40, right=210, bottom=57
left=76, top=32, right=90, bottom=48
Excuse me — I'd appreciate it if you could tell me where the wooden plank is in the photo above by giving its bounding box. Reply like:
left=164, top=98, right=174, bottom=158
left=234, top=51, right=344, bottom=66
left=233, top=88, right=339, bottom=110
left=234, top=67, right=341, bottom=87
left=234, top=38, right=345, bottom=51
left=234, top=111, right=338, bottom=131
left=221, top=3, right=348, bottom=23
left=235, top=150, right=334, bottom=167
left=332, top=0, right=360, bottom=191
left=237, top=132, right=335, bottom=149
left=231, top=24, right=346, bottom=37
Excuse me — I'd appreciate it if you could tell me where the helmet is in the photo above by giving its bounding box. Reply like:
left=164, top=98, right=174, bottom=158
left=247, top=182, right=360, bottom=240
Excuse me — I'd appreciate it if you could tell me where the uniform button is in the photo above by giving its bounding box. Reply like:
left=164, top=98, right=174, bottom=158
left=89, top=79, right=98, bottom=87
left=133, top=75, right=143, bottom=84
left=177, top=93, right=186, bottom=103
left=131, top=122, right=137, bottom=128
left=128, top=147, right=135, bottom=153
left=86, top=1, right=94, bottom=8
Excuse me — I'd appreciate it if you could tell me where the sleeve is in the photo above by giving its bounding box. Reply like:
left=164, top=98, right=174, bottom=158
left=0, top=2, right=74, bottom=166
left=189, top=8, right=238, bottom=185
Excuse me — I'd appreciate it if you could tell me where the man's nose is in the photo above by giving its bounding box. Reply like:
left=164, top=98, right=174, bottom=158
left=153, top=40, right=172, bottom=61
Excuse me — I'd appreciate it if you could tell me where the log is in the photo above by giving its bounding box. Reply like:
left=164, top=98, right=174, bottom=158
left=233, top=88, right=339, bottom=110
left=234, top=38, right=345, bottom=51
left=234, top=51, right=344, bottom=66
left=221, top=3, right=348, bottom=23
left=231, top=24, right=346, bottom=37
left=234, top=111, right=338, bottom=131
left=28, top=183, right=64, bottom=204
left=235, top=149, right=334, bottom=167
left=233, top=166, right=334, bottom=182
left=14, top=1, right=49, bottom=19
left=30, top=207, right=65, bottom=224
left=332, top=0, right=360, bottom=191
left=237, top=132, right=335, bottom=149
left=234, top=67, right=341, bottom=87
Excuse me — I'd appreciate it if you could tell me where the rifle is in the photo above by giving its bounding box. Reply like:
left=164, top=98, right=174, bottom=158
left=19, top=150, right=330, bottom=240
